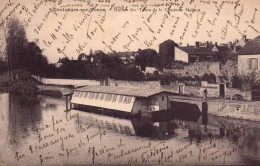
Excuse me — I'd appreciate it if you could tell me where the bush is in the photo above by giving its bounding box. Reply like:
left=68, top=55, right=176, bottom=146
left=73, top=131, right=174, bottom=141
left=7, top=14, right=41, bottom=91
left=9, top=82, right=38, bottom=96
left=232, top=94, right=244, bottom=101
left=231, top=75, right=241, bottom=89
left=201, top=73, right=216, bottom=83
left=38, top=90, right=62, bottom=98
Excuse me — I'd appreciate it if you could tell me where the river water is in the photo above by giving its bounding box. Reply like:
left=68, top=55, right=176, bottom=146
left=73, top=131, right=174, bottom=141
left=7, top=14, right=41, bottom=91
left=0, top=93, right=259, bottom=165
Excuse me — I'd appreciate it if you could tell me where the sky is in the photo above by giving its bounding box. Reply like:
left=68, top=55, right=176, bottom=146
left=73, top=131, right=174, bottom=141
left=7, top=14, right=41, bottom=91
left=0, top=0, right=260, bottom=63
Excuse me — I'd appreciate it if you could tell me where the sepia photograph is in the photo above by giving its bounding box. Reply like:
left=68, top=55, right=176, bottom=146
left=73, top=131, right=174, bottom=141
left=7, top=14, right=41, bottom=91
left=0, top=0, right=260, bottom=165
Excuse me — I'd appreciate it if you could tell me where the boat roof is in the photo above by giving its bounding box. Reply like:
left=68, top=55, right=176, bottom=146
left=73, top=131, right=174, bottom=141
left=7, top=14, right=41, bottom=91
left=76, top=85, right=177, bottom=97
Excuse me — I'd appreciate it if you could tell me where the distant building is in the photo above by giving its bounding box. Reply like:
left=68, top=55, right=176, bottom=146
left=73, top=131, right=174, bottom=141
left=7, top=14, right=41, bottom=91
left=235, top=35, right=250, bottom=47
left=174, top=42, right=216, bottom=63
left=238, top=37, right=260, bottom=74
left=212, top=42, right=235, bottom=61
left=111, top=51, right=136, bottom=64
left=212, top=42, right=232, bottom=53
left=77, top=49, right=94, bottom=63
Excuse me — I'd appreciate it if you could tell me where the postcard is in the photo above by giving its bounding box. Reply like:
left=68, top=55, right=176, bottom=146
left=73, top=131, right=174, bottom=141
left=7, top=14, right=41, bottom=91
left=0, top=0, right=260, bottom=165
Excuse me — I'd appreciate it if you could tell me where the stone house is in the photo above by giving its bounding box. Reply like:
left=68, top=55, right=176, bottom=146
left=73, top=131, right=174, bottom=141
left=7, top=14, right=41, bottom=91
left=238, top=38, right=260, bottom=74
left=174, top=42, right=216, bottom=63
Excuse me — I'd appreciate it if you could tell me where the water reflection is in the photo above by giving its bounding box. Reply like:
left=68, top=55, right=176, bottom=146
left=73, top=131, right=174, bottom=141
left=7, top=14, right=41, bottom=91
left=8, top=94, right=42, bottom=148
left=0, top=93, right=259, bottom=165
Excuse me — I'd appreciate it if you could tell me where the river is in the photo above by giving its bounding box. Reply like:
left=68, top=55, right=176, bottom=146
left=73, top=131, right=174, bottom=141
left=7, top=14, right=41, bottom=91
left=0, top=93, right=259, bottom=165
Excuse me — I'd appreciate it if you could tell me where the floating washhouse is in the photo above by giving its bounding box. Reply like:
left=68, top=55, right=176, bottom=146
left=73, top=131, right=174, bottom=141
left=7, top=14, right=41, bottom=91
left=70, top=85, right=178, bottom=116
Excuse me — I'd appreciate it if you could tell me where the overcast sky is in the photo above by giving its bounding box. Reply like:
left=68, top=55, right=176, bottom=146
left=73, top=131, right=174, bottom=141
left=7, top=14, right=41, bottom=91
left=0, top=0, right=260, bottom=63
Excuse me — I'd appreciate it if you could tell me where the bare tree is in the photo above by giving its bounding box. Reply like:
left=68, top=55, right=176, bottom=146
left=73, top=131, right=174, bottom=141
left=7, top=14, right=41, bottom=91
left=0, top=17, right=7, bottom=61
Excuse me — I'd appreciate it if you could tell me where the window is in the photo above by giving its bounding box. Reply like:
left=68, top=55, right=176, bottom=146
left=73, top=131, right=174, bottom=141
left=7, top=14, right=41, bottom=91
left=100, top=93, right=105, bottom=100
left=127, top=97, right=132, bottom=104
left=88, top=92, right=95, bottom=99
left=105, top=94, right=112, bottom=101
left=248, top=58, right=258, bottom=70
left=118, top=96, right=123, bottom=103
left=162, top=97, right=164, bottom=101
left=84, top=92, right=88, bottom=98
left=74, top=91, right=79, bottom=97
left=123, top=96, right=132, bottom=104
left=79, top=92, right=84, bottom=98
left=112, top=95, right=117, bottom=102
left=123, top=96, right=128, bottom=103
left=95, top=93, right=100, bottom=100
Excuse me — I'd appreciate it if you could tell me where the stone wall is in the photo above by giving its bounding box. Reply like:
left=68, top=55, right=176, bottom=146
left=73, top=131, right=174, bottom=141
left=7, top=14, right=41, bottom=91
left=225, top=88, right=252, bottom=100
left=164, top=62, right=221, bottom=77
left=163, top=81, right=251, bottom=100
left=108, top=79, right=161, bottom=89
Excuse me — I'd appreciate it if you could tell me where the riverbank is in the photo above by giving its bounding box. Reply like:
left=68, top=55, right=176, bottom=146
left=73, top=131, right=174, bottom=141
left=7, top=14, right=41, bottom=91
left=36, top=84, right=74, bottom=97
left=0, top=71, right=70, bottom=98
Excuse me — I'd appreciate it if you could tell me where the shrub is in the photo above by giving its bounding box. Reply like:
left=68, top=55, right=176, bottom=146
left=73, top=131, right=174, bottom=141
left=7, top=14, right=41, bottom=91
left=201, top=73, right=216, bottom=83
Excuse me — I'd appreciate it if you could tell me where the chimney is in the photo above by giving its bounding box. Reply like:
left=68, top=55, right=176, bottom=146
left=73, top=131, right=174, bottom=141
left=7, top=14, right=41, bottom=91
left=243, top=35, right=247, bottom=41
left=187, top=43, right=189, bottom=47
left=214, top=42, right=218, bottom=46
left=233, top=46, right=237, bottom=53
left=228, top=42, right=232, bottom=49
left=206, top=41, right=209, bottom=48
left=195, top=42, right=199, bottom=48
left=89, top=49, right=93, bottom=56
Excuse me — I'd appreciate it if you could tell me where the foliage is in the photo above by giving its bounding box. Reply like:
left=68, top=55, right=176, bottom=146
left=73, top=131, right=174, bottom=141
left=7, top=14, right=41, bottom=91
left=47, top=55, right=146, bottom=81
left=159, top=39, right=179, bottom=69
left=172, top=61, right=187, bottom=69
left=221, top=60, right=238, bottom=85
left=9, top=82, right=38, bottom=96
left=24, top=42, right=48, bottom=75
left=160, top=73, right=177, bottom=85
left=6, top=17, right=27, bottom=71
left=0, top=60, right=7, bottom=73
left=201, top=73, right=216, bottom=83
left=135, top=49, right=159, bottom=70
left=231, top=72, right=260, bottom=90
left=78, top=53, right=87, bottom=60
left=5, top=17, right=48, bottom=78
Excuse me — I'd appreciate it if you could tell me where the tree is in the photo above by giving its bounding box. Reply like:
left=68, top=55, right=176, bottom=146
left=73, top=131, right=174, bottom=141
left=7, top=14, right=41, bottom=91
left=6, top=17, right=27, bottom=77
left=221, top=60, right=238, bottom=86
left=135, top=49, right=158, bottom=71
left=24, top=42, right=48, bottom=76
left=201, top=73, right=216, bottom=83
left=0, top=17, right=7, bottom=62
left=159, top=39, right=179, bottom=69
left=4, top=17, right=49, bottom=79
left=78, top=53, right=87, bottom=60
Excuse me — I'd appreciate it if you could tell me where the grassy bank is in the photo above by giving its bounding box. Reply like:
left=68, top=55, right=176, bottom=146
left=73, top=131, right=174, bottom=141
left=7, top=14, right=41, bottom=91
left=0, top=70, right=39, bottom=95
left=0, top=70, right=74, bottom=98
left=0, top=71, right=9, bottom=92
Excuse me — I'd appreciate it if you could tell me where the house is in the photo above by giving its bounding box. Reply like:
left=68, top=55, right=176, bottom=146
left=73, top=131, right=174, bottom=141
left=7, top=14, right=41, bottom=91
left=110, top=51, right=136, bottom=64
left=145, top=66, right=157, bottom=74
left=212, top=42, right=235, bottom=61
left=77, top=50, right=94, bottom=63
left=174, top=42, right=216, bottom=63
left=238, top=37, right=260, bottom=74
left=235, top=35, right=250, bottom=47
left=70, top=85, right=177, bottom=115
left=212, top=43, right=232, bottom=53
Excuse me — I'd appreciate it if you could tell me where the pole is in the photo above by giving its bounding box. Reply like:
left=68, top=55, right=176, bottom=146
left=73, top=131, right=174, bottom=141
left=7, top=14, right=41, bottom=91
left=66, top=96, right=68, bottom=111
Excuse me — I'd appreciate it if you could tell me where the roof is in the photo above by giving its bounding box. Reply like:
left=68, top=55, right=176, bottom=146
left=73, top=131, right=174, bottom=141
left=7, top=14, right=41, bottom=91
left=215, top=46, right=232, bottom=52
left=254, top=35, right=260, bottom=40
left=76, top=85, right=177, bottom=97
left=110, top=52, right=134, bottom=57
left=178, top=46, right=214, bottom=55
left=238, top=39, right=260, bottom=55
